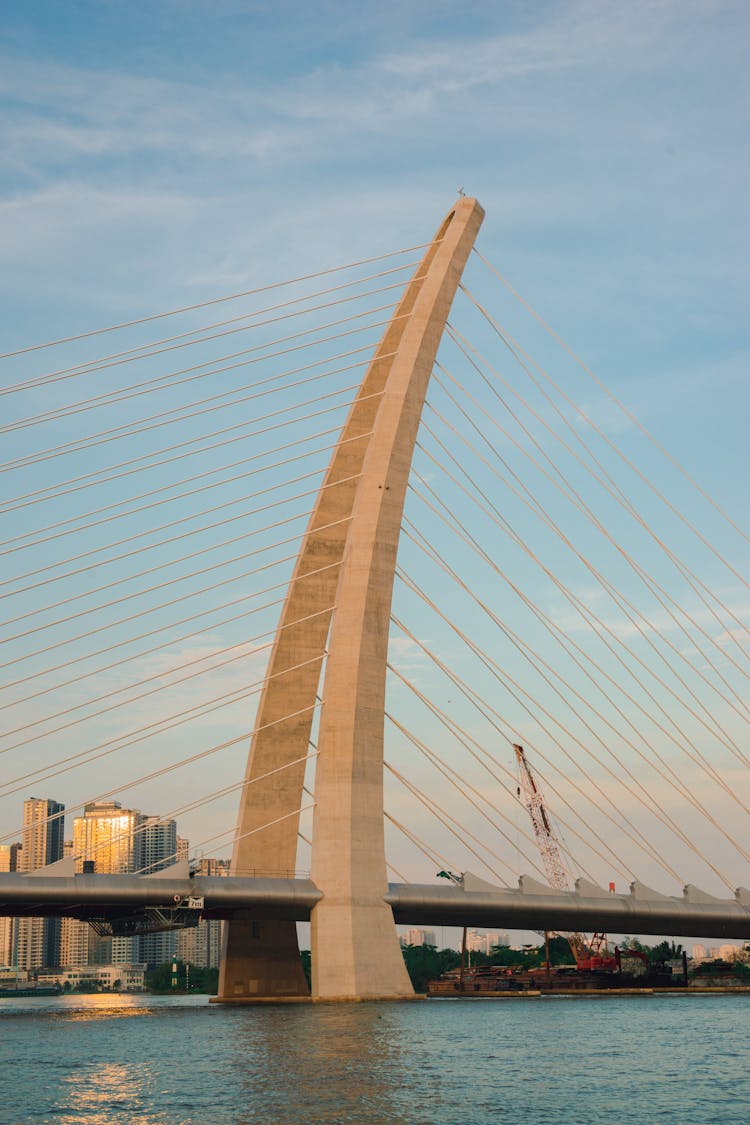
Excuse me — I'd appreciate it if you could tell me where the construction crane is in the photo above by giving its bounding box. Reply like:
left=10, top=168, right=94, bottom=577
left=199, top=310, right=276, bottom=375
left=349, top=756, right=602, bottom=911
left=513, top=743, right=616, bottom=972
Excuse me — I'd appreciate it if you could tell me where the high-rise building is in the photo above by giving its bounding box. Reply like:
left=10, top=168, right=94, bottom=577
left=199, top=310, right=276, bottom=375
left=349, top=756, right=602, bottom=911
left=19, top=799, right=64, bottom=871
left=59, top=915, right=90, bottom=967
left=484, top=931, right=509, bottom=953
left=175, top=855, right=228, bottom=969
left=195, top=857, right=230, bottom=878
left=400, top=927, right=436, bottom=948
left=15, top=798, right=65, bottom=970
left=138, top=817, right=177, bottom=874
left=73, top=801, right=142, bottom=965
left=0, top=843, right=19, bottom=967
left=59, top=841, right=89, bottom=967
left=137, top=817, right=178, bottom=967
left=464, top=929, right=509, bottom=955
left=72, top=801, right=141, bottom=875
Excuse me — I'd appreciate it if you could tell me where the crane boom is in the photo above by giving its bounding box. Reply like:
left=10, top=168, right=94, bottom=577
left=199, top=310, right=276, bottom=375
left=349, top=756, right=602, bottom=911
left=514, top=744, right=570, bottom=892
left=514, top=744, right=613, bottom=970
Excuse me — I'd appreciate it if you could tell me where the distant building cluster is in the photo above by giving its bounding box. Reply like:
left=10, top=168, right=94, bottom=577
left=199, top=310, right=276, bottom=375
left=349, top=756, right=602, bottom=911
left=691, top=943, right=746, bottom=963
left=400, top=927, right=436, bottom=948
left=399, top=927, right=510, bottom=953
left=465, top=929, right=509, bottom=955
left=0, top=795, right=229, bottom=986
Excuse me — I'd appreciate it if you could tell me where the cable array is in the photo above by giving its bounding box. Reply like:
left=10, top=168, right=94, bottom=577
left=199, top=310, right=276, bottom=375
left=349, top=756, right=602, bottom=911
left=381, top=261, right=748, bottom=895
left=0, top=244, right=421, bottom=862
left=2, top=229, right=747, bottom=907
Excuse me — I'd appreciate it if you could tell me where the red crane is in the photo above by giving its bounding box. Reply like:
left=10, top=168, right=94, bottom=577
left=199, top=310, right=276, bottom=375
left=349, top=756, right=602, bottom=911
left=514, top=743, right=616, bottom=972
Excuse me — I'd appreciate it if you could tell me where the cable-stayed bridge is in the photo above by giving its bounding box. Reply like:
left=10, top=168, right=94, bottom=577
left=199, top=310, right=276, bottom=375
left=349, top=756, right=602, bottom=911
left=1, top=198, right=748, bottom=1000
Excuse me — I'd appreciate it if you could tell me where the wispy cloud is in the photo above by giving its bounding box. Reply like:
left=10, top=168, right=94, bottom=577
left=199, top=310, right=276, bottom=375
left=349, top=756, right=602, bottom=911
left=1, top=0, right=747, bottom=328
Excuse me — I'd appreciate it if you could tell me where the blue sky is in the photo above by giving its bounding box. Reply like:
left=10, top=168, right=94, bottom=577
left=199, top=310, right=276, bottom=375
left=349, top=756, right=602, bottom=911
left=1, top=1, right=748, bottom=488
left=1, top=1, right=748, bottom=903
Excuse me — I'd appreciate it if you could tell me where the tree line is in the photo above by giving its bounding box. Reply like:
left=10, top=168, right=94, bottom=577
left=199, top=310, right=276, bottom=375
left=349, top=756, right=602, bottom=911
left=145, top=937, right=692, bottom=995
left=145, top=961, right=219, bottom=993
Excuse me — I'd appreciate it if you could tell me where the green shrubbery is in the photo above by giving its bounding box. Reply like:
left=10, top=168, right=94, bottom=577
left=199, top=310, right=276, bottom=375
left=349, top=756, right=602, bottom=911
left=145, top=961, right=219, bottom=993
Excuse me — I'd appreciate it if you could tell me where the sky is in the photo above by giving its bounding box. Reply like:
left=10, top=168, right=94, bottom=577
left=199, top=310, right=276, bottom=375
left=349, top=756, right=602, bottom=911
left=1, top=0, right=748, bottom=918
left=1, top=1, right=747, bottom=488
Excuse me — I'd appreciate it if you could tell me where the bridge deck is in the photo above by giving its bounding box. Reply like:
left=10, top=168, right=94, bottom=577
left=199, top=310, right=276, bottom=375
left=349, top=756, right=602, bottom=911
left=2, top=871, right=749, bottom=940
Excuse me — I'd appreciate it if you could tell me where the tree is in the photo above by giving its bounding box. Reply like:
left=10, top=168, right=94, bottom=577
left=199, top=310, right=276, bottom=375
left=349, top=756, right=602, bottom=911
left=145, top=961, right=218, bottom=994
left=145, top=958, right=217, bottom=994
left=488, top=944, right=551, bottom=970
left=401, top=944, right=461, bottom=991
left=647, top=941, right=684, bottom=962
left=488, top=945, right=525, bottom=967
left=145, top=961, right=175, bottom=991
left=620, top=938, right=684, bottom=962
left=187, top=966, right=219, bottom=993
left=546, top=936, right=577, bottom=966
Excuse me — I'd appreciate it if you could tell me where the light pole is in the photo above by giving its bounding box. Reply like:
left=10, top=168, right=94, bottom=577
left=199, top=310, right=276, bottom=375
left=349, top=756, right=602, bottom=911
left=437, top=871, right=466, bottom=991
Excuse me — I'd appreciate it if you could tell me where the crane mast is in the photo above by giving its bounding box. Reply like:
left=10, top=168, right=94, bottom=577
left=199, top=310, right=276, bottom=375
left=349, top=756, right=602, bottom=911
left=514, top=743, right=612, bottom=970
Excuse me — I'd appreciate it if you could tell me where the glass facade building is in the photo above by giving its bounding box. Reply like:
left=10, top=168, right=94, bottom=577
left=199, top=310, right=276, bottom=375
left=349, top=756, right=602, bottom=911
left=15, top=798, right=65, bottom=970
left=72, top=801, right=142, bottom=965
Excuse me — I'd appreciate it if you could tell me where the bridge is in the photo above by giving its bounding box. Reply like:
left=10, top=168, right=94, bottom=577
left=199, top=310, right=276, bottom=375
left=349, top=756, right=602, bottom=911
left=2, top=870, right=750, bottom=943
left=1, top=198, right=748, bottom=1000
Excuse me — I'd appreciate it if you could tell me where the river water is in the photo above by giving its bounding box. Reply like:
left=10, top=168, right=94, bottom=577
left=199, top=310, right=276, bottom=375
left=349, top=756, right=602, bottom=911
left=1, top=992, right=749, bottom=1124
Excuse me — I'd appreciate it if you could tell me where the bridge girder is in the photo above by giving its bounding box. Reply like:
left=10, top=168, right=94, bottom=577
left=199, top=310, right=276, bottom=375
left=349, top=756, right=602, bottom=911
left=3, top=872, right=749, bottom=942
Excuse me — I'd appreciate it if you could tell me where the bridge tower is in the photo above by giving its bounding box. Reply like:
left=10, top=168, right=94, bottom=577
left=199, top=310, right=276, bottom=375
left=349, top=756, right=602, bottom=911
left=217, top=197, right=484, bottom=1002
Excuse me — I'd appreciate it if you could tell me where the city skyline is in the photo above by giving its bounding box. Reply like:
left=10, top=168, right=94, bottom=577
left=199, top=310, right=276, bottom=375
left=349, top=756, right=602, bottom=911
left=2, top=788, right=741, bottom=965
left=1, top=792, right=231, bottom=974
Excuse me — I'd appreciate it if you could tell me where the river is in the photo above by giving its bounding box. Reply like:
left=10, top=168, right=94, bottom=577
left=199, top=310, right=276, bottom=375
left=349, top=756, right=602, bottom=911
left=1, top=992, right=749, bottom=1123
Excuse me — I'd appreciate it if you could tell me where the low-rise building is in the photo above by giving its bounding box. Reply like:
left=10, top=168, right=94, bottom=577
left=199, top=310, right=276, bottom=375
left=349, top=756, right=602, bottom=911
left=36, top=963, right=146, bottom=992
left=0, top=966, right=30, bottom=986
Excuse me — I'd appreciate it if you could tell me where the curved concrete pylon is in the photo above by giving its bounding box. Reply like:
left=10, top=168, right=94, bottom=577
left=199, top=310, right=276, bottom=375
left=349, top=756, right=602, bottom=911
left=311, top=198, right=484, bottom=999
left=218, top=197, right=483, bottom=1002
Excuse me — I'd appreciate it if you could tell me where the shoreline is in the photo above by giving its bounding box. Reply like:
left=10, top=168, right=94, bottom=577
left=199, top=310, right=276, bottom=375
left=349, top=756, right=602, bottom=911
left=428, top=986, right=750, bottom=999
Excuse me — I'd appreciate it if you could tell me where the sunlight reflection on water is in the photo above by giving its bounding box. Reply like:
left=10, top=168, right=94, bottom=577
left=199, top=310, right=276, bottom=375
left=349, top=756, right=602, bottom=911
left=50, top=993, right=156, bottom=1022
left=59, top=1062, right=147, bottom=1125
